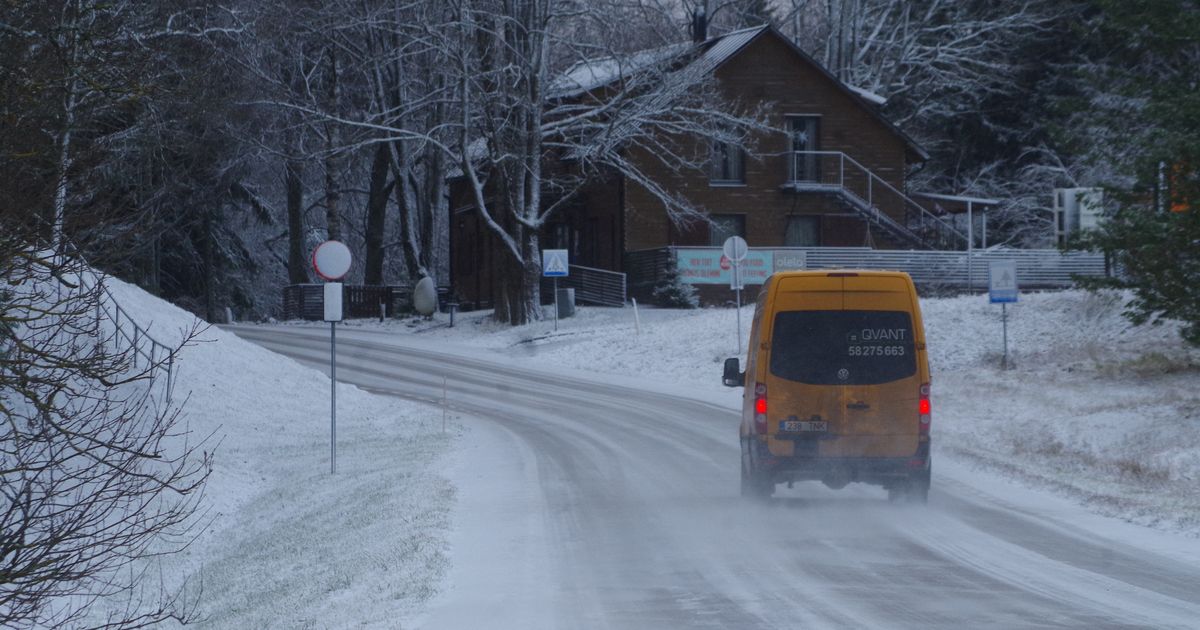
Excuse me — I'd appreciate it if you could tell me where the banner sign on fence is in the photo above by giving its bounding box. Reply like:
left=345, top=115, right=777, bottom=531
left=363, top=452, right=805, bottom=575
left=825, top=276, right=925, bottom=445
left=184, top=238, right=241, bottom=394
left=676, top=249, right=773, bottom=285
left=773, top=250, right=807, bottom=272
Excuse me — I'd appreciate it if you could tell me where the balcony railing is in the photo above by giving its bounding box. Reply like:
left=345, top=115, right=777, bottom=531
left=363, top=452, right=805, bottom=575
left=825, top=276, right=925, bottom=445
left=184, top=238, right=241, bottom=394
left=786, top=151, right=968, bottom=250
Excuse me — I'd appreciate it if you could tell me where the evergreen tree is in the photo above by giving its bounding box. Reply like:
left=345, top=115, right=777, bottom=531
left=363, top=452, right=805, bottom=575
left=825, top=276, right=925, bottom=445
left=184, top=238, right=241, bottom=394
left=653, top=256, right=700, bottom=309
left=1073, top=0, right=1200, bottom=345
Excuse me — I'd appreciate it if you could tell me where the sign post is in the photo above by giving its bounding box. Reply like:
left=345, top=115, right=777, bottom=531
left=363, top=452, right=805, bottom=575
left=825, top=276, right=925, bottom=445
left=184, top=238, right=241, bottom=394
left=723, top=236, right=749, bottom=355
left=988, top=260, right=1018, bottom=370
left=313, top=240, right=352, bottom=474
left=542, top=249, right=569, bottom=331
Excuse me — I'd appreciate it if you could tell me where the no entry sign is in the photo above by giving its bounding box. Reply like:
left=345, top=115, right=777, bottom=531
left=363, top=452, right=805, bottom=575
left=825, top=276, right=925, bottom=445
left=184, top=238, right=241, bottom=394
left=312, top=241, right=352, bottom=280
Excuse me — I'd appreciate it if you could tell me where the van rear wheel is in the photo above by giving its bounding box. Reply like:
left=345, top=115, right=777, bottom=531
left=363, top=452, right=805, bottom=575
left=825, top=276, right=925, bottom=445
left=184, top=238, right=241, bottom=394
left=908, top=478, right=930, bottom=504
left=889, top=459, right=931, bottom=504
left=740, top=442, right=773, bottom=499
left=911, top=458, right=932, bottom=504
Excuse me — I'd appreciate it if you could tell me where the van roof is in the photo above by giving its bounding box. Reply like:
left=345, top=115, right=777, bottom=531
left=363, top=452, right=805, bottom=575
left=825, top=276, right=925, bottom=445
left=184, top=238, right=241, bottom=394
left=771, top=269, right=913, bottom=279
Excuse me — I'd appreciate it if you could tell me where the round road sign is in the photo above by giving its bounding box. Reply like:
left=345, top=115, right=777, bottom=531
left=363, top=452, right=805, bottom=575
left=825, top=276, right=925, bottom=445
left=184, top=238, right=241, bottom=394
left=722, top=235, right=748, bottom=262
left=312, top=240, right=352, bottom=280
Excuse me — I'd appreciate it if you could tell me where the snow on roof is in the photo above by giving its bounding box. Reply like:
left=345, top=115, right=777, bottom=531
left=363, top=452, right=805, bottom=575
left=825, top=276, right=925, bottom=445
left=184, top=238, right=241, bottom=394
left=914, top=192, right=1003, bottom=206
left=549, top=24, right=925, bottom=160
left=446, top=137, right=489, bottom=179
left=549, top=25, right=768, bottom=99
left=689, top=25, right=769, bottom=76
left=847, top=84, right=887, bottom=106
left=551, top=43, right=689, bottom=97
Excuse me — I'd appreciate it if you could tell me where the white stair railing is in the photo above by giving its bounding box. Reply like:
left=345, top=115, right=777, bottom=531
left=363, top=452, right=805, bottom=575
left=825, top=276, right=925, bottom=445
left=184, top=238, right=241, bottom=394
left=786, top=151, right=969, bottom=250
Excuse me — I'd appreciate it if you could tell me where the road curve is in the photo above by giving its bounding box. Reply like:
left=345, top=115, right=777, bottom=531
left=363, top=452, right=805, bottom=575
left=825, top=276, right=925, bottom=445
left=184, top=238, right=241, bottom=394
left=227, top=324, right=1200, bottom=630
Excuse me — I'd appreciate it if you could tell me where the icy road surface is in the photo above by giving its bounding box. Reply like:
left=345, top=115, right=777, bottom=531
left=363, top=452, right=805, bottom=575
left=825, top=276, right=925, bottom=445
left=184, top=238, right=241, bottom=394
left=230, top=325, right=1200, bottom=629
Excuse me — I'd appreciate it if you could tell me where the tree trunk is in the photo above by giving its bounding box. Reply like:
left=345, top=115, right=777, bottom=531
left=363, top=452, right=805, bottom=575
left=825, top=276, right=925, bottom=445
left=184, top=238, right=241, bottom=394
left=147, top=234, right=161, bottom=294
left=202, top=205, right=216, bottom=322
left=364, top=143, right=391, bottom=285
left=491, top=227, right=541, bottom=326
left=52, top=81, right=77, bottom=251
left=420, top=143, right=443, bottom=282
left=323, top=48, right=342, bottom=242
left=391, top=141, right=425, bottom=280
left=426, top=76, right=449, bottom=284
left=285, top=158, right=308, bottom=284
left=323, top=152, right=341, bottom=242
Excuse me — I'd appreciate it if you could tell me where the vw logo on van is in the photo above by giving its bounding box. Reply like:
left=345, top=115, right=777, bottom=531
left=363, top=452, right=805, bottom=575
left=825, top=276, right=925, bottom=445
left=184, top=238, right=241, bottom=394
left=837, top=368, right=849, bottom=381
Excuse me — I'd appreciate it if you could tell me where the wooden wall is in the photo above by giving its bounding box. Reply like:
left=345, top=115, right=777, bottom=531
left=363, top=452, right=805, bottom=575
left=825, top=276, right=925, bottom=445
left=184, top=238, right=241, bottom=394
left=624, top=31, right=912, bottom=253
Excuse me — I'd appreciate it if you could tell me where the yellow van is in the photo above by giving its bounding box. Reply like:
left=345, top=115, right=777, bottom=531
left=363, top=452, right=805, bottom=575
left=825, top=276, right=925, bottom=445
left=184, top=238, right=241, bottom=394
left=722, top=270, right=932, bottom=502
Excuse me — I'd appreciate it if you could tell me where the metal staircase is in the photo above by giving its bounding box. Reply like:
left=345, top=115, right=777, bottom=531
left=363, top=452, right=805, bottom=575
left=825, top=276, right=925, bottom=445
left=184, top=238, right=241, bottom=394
left=782, top=151, right=968, bottom=250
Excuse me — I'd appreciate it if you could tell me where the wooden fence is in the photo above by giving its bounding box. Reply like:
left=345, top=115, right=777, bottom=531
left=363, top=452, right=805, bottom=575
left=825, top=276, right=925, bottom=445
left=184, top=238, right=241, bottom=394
left=538, top=264, right=627, bottom=307
left=283, top=284, right=411, bottom=321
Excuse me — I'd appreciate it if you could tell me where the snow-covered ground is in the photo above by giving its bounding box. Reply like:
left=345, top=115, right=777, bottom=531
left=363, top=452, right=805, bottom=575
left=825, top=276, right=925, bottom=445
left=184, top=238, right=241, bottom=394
left=99, top=278, right=460, bottom=628
left=80, top=281, right=1199, bottom=626
left=302, top=289, right=1200, bottom=535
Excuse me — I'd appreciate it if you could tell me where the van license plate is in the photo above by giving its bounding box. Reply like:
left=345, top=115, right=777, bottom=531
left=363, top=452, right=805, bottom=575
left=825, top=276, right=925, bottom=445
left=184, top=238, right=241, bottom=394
left=781, top=420, right=827, bottom=432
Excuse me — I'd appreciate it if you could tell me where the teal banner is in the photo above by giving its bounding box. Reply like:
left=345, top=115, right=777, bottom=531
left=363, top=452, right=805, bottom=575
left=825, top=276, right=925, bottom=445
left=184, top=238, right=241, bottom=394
left=675, top=249, right=774, bottom=285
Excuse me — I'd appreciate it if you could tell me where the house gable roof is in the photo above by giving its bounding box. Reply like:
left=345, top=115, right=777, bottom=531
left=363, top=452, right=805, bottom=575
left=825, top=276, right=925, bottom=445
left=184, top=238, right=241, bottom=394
left=551, top=24, right=929, bottom=162
left=728, top=27, right=929, bottom=162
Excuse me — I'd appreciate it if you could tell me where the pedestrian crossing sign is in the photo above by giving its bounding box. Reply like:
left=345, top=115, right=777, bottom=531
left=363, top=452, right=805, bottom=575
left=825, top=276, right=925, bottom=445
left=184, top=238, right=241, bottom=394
left=988, top=260, right=1018, bottom=303
left=543, top=249, right=569, bottom=277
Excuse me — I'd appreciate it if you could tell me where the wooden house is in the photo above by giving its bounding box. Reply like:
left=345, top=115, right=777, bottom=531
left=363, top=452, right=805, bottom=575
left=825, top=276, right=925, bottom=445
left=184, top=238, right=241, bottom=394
left=450, top=24, right=965, bottom=309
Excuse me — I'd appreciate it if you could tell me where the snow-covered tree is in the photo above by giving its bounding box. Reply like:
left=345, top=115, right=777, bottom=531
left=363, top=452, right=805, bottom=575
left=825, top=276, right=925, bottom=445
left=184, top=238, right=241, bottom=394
left=0, top=1, right=245, bottom=247
left=427, top=0, right=765, bottom=324
left=652, top=257, right=700, bottom=308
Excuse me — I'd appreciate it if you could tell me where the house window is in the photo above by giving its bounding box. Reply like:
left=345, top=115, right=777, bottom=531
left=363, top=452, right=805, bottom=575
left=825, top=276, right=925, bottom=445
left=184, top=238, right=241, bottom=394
left=709, top=214, right=745, bottom=246
left=710, top=141, right=745, bottom=184
left=549, top=223, right=569, bottom=250
left=787, top=116, right=821, bottom=182
left=785, top=216, right=820, bottom=246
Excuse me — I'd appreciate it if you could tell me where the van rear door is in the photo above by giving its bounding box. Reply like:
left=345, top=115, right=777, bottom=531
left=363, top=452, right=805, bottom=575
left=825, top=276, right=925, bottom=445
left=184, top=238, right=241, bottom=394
left=764, top=276, right=845, bottom=444
left=839, top=275, right=920, bottom=456
left=764, top=274, right=919, bottom=457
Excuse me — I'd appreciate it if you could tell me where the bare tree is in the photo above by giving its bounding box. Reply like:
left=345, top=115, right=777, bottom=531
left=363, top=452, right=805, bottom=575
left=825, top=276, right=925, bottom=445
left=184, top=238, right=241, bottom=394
left=258, top=0, right=763, bottom=322
left=770, top=0, right=1073, bottom=129
left=0, top=232, right=211, bottom=628
left=433, top=0, right=765, bottom=324
left=358, top=0, right=455, bottom=283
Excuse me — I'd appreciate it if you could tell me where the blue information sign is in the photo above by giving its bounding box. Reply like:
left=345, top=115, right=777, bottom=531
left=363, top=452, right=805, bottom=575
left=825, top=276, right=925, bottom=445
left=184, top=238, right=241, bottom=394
left=988, top=260, right=1018, bottom=303
left=542, top=249, right=569, bottom=277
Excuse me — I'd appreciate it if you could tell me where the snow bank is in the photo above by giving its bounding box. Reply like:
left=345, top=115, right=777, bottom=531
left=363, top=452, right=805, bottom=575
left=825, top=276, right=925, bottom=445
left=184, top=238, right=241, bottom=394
left=100, top=277, right=457, bottom=627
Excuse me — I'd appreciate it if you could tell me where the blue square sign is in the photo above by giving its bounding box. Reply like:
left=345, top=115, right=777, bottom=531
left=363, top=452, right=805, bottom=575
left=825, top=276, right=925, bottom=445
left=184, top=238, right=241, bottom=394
left=988, top=260, right=1018, bottom=303
left=542, top=249, right=569, bottom=277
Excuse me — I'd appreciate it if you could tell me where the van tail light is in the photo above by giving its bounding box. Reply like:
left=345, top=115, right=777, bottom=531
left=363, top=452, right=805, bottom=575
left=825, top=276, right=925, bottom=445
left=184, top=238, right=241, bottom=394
left=918, top=383, right=931, bottom=436
left=754, top=382, right=768, bottom=434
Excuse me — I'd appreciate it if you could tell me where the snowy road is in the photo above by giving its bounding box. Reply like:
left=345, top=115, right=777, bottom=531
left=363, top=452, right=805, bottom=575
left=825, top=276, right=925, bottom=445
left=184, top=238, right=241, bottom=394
left=229, top=325, right=1200, bottom=629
